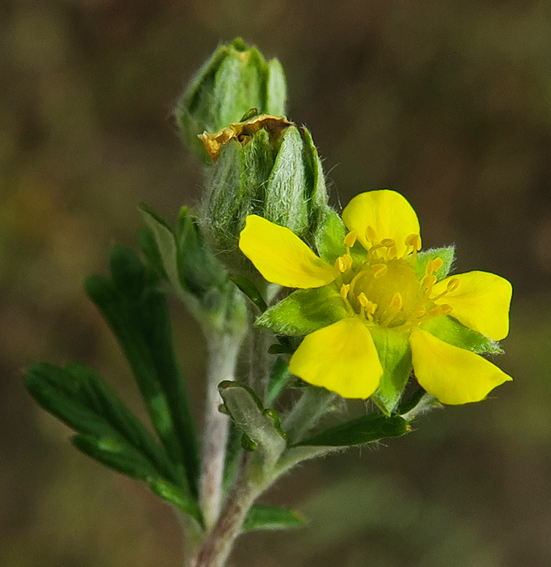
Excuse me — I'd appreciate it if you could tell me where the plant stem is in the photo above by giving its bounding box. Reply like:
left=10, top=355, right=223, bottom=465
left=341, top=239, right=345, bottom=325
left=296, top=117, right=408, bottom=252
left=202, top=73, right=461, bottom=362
left=200, top=330, right=243, bottom=529
left=191, top=453, right=261, bottom=567
left=283, top=386, right=336, bottom=445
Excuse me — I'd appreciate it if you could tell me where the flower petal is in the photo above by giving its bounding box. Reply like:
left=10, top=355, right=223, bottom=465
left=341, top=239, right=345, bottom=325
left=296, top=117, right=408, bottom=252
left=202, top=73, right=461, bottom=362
left=410, top=328, right=512, bottom=405
left=289, top=318, right=383, bottom=399
left=239, top=215, right=337, bottom=288
left=342, top=190, right=421, bottom=256
left=432, top=271, right=512, bottom=340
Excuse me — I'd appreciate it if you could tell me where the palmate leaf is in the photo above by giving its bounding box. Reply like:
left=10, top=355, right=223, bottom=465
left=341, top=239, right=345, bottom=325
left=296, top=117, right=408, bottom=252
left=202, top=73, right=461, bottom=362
left=25, top=363, right=202, bottom=523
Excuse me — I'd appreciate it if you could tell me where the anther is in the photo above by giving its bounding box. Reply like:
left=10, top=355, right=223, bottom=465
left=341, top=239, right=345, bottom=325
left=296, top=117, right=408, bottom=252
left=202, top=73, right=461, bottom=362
left=344, top=231, right=357, bottom=248
left=358, top=292, right=369, bottom=307
left=340, top=284, right=350, bottom=300
left=412, top=306, right=426, bottom=318
left=390, top=292, right=403, bottom=309
left=405, top=234, right=422, bottom=251
left=446, top=278, right=460, bottom=293
left=366, top=226, right=378, bottom=245
left=422, top=273, right=437, bottom=290
left=372, top=264, right=388, bottom=278
left=425, top=258, right=444, bottom=275
left=335, top=254, right=352, bottom=273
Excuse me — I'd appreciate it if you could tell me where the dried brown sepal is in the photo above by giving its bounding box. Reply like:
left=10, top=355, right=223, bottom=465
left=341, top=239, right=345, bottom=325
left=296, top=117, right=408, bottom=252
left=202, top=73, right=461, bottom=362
left=199, top=114, right=293, bottom=161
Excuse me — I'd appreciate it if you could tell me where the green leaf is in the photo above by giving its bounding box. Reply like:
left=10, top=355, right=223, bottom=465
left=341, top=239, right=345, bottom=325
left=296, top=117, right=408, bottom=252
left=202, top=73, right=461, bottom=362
left=369, top=327, right=413, bottom=416
left=266, top=356, right=292, bottom=405
left=256, top=286, right=349, bottom=336
left=25, top=362, right=176, bottom=481
left=139, top=204, right=181, bottom=292
left=72, top=433, right=161, bottom=482
left=243, top=505, right=306, bottom=532
left=313, top=207, right=346, bottom=265
left=86, top=256, right=200, bottom=497
left=148, top=479, right=202, bottom=522
left=229, top=273, right=267, bottom=312
left=137, top=226, right=169, bottom=281
left=295, top=412, right=409, bottom=447
left=414, top=246, right=456, bottom=282
left=177, top=207, right=227, bottom=299
left=420, top=315, right=503, bottom=354
left=218, top=381, right=287, bottom=470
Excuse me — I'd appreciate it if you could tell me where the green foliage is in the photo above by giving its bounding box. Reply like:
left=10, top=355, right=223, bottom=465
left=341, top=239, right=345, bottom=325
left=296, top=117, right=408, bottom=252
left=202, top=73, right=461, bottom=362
left=295, top=412, right=409, bottom=447
left=24, top=363, right=202, bottom=523
left=218, top=381, right=287, bottom=472
left=175, top=37, right=287, bottom=160
left=420, top=315, right=503, bottom=354
left=414, top=246, right=456, bottom=281
left=369, top=327, right=413, bottom=415
left=85, top=245, right=200, bottom=498
left=243, top=505, right=306, bottom=532
left=256, top=286, right=350, bottom=336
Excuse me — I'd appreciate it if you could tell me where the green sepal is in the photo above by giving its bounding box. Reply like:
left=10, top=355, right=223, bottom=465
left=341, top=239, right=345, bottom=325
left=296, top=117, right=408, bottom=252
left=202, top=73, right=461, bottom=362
left=263, top=126, right=309, bottom=236
left=369, top=327, right=413, bottom=416
left=300, top=127, right=329, bottom=216
left=229, top=273, right=267, bottom=312
left=266, top=58, right=287, bottom=116
left=256, top=286, right=349, bottom=336
left=243, top=505, right=306, bottom=532
left=314, top=207, right=346, bottom=265
left=295, top=412, right=409, bottom=447
left=420, top=315, right=503, bottom=354
left=148, top=479, right=203, bottom=523
left=414, top=246, right=455, bottom=282
left=266, top=356, right=292, bottom=405
left=218, top=381, right=286, bottom=470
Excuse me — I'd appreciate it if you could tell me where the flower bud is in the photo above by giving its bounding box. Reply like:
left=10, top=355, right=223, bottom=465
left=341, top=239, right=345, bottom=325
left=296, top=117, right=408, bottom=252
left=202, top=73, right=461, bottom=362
left=199, top=114, right=331, bottom=275
left=175, top=38, right=287, bottom=160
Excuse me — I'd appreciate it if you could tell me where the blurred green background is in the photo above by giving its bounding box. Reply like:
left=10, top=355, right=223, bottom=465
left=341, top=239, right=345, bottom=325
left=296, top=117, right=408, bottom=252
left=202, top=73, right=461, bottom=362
left=1, top=1, right=551, bottom=565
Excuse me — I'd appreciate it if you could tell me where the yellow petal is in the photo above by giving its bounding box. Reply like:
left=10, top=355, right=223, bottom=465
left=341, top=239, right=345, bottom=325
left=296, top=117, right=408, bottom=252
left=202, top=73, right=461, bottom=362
left=433, top=271, right=512, bottom=340
left=342, top=190, right=421, bottom=256
left=239, top=215, right=338, bottom=288
left=289, top=318, right=383, bottom=399
left=410, top=328, right=512, bottom=405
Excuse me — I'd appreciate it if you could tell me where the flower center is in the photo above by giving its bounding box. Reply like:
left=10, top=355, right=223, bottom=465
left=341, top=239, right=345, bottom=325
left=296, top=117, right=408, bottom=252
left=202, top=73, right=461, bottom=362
left=336, top=229, right=457, bottom=330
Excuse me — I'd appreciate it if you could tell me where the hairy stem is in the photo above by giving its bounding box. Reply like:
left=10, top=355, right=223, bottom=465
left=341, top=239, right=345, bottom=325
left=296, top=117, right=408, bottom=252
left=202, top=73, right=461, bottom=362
left=200, top=331, right=243, bottom=529
left=283, top=386, right=336, bottom=445
left=191, top=453, right=261, bottom=567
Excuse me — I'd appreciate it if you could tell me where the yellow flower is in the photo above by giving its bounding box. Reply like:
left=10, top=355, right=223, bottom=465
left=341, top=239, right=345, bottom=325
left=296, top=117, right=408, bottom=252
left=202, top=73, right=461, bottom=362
left=239, top=190, right=512, bottom=406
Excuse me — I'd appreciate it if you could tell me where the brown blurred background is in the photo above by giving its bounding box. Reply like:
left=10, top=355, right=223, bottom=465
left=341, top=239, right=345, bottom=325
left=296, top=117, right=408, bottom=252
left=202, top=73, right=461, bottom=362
left=1, top=1, right=551, bottom=565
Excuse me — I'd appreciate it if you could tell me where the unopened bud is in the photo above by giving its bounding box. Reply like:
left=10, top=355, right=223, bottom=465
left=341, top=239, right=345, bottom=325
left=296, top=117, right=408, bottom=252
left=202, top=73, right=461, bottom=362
left=175, top=38, right=287, bottom=160
left=199, top=114, right=330, bottom=274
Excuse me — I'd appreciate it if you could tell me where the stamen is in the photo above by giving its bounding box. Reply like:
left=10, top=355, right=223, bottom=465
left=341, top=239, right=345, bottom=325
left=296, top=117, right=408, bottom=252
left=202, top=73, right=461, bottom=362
left=446, top=278, right=460, bottom=293
left=340, top=284, right=350, bottom=300
left=335, top=254, right=353, bottom=273
left=358, top=292, right=376, bottom=321
left=372, top=264, right=388, bottom=278
left=425, top=258, right=444, bottom=276
left=366, top=226, right=378, bottom=245
left=412, top=306, right=427, bottom=318
left=386, top=244, right=398, bottom=260
left=422, top=273, right=437, bottom=291
left=344, top=231, right=357, bottom=248
left=380, top=292, right=403, bottom=326
left=405, top=234, right=422, bottom=251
